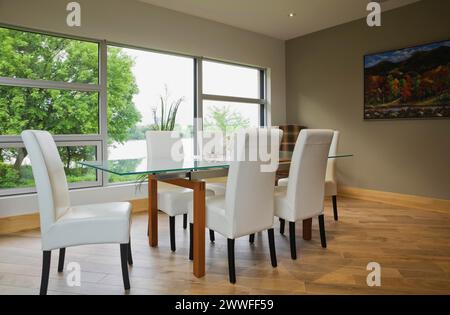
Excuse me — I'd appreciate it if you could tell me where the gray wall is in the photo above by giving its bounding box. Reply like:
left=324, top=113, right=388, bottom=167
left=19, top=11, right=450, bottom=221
left=286, top=0, right=450, bottom=200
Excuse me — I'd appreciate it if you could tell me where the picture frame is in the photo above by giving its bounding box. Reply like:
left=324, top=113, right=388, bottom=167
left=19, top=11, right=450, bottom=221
left=364, top=39, right=450, bottom=120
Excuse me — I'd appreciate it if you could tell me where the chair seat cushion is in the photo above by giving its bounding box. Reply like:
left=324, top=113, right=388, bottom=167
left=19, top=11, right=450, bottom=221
left=158, top=188, right=214, bottom=216
left=42, top=202, right=132, bottom=250
left=279, top=177, right=337, bottom=196
left=274, top=186, right=324, bottom=222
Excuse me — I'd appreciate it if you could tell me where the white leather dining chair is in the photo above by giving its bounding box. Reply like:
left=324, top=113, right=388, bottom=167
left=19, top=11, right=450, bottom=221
left=278, top=130, right=340, bottom=222
left=324, top=131, right=340, bottom=220
left=274, top=129, right=333, bottom=260
left=21, top=130, right=132, bottom=295
left=145, top=131, right=214, bottom=251
left=201, top=131, right=227, bottom=197
left=188, top=128, right=282, bottom=283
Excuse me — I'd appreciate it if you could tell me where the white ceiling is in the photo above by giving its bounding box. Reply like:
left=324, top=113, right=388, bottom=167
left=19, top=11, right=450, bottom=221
left=138, top=0, right=420, bottom=40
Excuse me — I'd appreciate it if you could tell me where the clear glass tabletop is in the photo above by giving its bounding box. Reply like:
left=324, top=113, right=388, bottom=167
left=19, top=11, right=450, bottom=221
left=79, top=152, right=353, bottom=176
left=279, top=151, right=353, bottom=161
left=79, top=158, right=230, bottom=176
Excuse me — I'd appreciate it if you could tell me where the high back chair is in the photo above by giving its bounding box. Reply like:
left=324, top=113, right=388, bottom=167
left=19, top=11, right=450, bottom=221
left=145, top=131, right=214, bottom=251
left=146, top=130, right=184, bottom=159
left=278, top=130, right=340, bottom=221
left=325, top=131, right=340, bottom=220
left=201, top=131, right=227, bottom=196
left=21, top=130, right=132, bottom=295
left=274, top=129, right=333, bottom=259
left=189, top=128, right=282, bottom=283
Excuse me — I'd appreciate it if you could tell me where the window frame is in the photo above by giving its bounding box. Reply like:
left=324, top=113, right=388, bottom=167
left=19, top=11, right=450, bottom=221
left=0, top=25, right=104, bottom=143
left=0, top=140, right=103, bottom=196
left=0, top=23, right=269, bottom=196
left=0, top=24, right=106, bottom=196
left=104, top=43, right=197, bottom=186
left=199, top=58, right=267, bottom=133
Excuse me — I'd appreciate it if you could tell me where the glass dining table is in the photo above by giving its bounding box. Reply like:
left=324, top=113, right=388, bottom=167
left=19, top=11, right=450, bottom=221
left=80, top=152, right=352, bottom=278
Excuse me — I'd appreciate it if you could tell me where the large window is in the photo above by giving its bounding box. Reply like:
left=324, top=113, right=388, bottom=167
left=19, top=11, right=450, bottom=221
left=0, top=28, right=99, bottom=84
left=106, top=46, right=195, bottom=184
left=203, top=60, right=260, bottom=99
left=202, top=60, right=265, bottom=132
left=0, top=27, right=103, bottom=196
left=0, top=25, right=267, bottom=196
left=203, top=101, right=260, bottom=133
left=0, top=143, right=99, bottom=193
left=0, top=86, right=99, bottom=135
left=201, top=60, right=266, bottom=156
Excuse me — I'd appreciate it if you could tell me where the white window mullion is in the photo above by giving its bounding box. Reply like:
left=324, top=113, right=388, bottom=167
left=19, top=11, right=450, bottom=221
left=202, top=94, right=266, bottom=105
left=0, top=77, right=100, bottom=92
left=194, top=58, right=203, bottom=156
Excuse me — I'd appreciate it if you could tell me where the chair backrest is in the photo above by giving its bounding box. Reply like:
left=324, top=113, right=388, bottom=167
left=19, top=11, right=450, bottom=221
left=286, top=129, right=333, bottom=220
left=202, top=131, right=226, bottom=159
left=278, top=124, right=307, bottom=152
left=21, top=130, right=70, bottom=233
left=225, top=128, right=282, bottom=238
left=325, top=131, right=340, bottom=183
left=145, top=131, right=184, bottom=159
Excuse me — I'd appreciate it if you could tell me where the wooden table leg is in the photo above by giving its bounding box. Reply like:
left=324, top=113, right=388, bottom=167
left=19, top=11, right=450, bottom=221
left=148, top=175, right=158, bottom=247
left=303, top=218, right=312, bottom=241
left=160, top=178, right=207, bottom=278
left=193, top=181, right=206, bottom=278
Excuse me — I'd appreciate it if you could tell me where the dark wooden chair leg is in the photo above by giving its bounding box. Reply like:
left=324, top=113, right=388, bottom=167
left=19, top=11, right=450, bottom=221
left=279, top=218, right=285, bottom=235
left=267, top=228, right=277, bottom=267
left=183, top=213, right=187, bottom=229
left=209, top=229, right=215, bottom=243
left=227, top=239, right=236, bottom=284
left=249, top=234, right=255, bottom=244
left=189, top=223, right=193, bottom=260
left=169, top=216, right=176, bottom=252
left=332, top=195, right=338, bottom=221
left=120, top=244, right=130, bottom=290
left=289, top=222, right=297, bottom=260
left=40, top=251, right=51, bottom=295
left=58, top=248, right=65, bottom=273
left=127, top=239, right=133, bottom=266
left=318, top=214, right=327, bottom=248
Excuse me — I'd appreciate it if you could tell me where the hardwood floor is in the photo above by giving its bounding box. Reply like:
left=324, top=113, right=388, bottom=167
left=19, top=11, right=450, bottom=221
left=0, top=196, right=449, bottom=295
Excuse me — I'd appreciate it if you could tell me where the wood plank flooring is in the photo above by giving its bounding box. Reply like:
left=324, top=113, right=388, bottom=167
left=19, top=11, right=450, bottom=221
left=0, top=197, right=449, bottom=295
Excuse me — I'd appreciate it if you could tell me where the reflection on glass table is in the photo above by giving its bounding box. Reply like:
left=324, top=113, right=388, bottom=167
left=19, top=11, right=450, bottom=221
left=80, top=152, right=353, bottom=177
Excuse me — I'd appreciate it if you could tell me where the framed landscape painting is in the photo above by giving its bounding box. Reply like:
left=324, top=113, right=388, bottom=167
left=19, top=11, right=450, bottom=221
left=364, top=40, right=450, bottom=120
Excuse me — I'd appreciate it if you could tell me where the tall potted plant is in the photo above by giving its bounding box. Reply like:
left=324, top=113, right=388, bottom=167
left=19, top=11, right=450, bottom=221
left=150, top=85, right=184, bottom=131
left=136, top=85, right=185, bottom=190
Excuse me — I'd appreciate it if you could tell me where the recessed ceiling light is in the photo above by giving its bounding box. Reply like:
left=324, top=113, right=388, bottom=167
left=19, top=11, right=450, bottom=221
left=288, top=13, right=296, bottom=18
